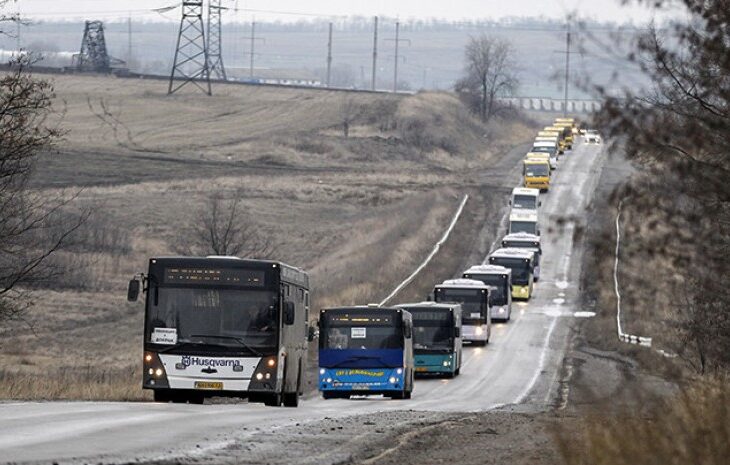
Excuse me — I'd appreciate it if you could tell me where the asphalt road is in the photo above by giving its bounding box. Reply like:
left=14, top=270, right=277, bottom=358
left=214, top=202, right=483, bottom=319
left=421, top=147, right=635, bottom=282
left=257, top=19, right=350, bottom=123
left=0, top=141, right=607, bottom=465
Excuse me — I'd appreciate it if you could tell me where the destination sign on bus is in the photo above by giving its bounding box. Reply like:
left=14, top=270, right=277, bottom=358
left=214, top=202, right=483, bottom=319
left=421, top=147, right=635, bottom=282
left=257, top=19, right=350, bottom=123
left=163, top=267, right=265, bottom=287
left=327, top=314, right=393, bottom=325
left=408, top=310, right=451, bottom=321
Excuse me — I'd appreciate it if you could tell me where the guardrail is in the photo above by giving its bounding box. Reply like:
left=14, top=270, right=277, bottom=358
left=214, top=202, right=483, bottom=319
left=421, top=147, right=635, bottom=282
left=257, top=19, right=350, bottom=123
left=379, top=194, right=469, bottom=306
left=614, top=200, right=653, bottom=346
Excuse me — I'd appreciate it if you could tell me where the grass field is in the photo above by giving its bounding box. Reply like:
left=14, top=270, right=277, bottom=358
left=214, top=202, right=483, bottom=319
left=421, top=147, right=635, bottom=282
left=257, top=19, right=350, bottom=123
left=0, top=72, right=534, bottom=400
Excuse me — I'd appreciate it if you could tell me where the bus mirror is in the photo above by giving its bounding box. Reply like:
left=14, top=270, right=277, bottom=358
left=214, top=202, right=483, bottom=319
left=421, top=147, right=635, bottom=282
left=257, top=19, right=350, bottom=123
left=307, top=325, right=317, bottom=342
left=539, top=201, right=542, bottom=207
left=426, top=293, right=433, bottom=302
left=455, top=327, right=461, bottom=338
left=284, top=301, right=296, bottom=325
left=404, top=323, right=412, bottom=339
left=127, top=279, right=140, bottom=302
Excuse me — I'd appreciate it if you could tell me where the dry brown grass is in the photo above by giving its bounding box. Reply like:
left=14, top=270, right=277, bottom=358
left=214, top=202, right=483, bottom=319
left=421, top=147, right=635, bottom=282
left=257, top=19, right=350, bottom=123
left=556, top=380, right=730, bottom=465
left=0, top=365, right=147, bottom=401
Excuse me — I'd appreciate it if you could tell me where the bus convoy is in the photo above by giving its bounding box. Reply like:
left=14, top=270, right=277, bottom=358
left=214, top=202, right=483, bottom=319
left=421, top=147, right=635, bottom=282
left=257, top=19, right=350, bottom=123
left=127, top=118, right=580, bottom=405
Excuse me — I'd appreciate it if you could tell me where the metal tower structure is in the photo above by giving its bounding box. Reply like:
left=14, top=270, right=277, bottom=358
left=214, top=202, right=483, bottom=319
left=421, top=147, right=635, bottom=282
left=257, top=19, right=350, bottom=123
left=207, top=0, right=227, bottom=80
left=168, top=1, right=211, bottom=96
left=74, top=21, right=112, bottom=73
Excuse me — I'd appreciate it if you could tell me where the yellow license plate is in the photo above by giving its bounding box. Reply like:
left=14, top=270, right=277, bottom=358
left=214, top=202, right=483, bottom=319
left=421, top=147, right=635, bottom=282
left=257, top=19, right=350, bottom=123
left=416, top=367, right=428, bottom=372
left=194, top=381, right=223, bottom=390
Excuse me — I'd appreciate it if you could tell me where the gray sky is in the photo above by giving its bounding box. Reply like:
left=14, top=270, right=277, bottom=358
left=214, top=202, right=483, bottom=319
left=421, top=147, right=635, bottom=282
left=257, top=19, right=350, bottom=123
left=12, top=0, right=663, bottom=23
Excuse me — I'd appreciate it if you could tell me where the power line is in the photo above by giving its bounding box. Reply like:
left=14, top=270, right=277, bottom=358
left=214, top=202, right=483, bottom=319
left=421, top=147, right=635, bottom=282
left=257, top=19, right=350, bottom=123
left=326, top=22, right=333, bottom=87
left=385, top=21, right=410, bottom=93
left=371, top=16, right=377, bottom=91
left=244, top=21, right=266, bottom=79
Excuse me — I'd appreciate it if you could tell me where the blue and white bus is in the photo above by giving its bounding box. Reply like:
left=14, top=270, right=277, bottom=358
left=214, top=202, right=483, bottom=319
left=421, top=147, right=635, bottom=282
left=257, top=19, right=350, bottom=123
left=433, top=279, right=491, bottom=346
left=318, top=306, right=414, bottom=399
left=397, top=302, right=462, bottom=378
left=128, top=257, right=312, bottom=407
left=462, top=265, right=513, bottom=322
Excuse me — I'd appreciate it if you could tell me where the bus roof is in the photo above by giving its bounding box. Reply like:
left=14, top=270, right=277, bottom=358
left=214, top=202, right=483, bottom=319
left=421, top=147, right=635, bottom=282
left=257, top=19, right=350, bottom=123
left=509, top=210, right=538, bottom=222
left=555, top=117, right=575, bottom=123
left=463, top=264, right=512, bottom=277
left=489, top=248, right=535, bottom=260
left=320, top=305, right=404, bottom=314
left=502, top=231, right=540, bottom=242
left=511, top=187, right=540, bottom=197
left=436, top=278, right=489, bottom=289
left=396, top=302, right=461, bottom=311
left=533, top=141, right=557, bottom=148
left=524, top=158, right=550, bottom=165
left=148, top=256, right=309, bottom=287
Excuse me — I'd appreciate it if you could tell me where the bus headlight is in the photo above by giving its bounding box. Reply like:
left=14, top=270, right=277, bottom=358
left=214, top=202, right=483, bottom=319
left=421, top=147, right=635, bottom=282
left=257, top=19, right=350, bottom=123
left=319, top=368, right=326, bottom=375
left=389, top=377, right=397, bottom=384
left=396, top=368, right=403, bottom=375
left=155, top=368, right=163, bottom=377
left=442, top=360, right=451, bottom=367
left=256, top=373, right=264, bottom=381
left=475, top=326, right=484, bottom=335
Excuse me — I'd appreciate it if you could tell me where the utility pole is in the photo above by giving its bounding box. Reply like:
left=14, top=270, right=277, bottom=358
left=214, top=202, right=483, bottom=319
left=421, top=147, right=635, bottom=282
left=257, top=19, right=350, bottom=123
left=246, top=21, right=265, bottom=79
left=127, top=14, right=132, bottom=66
left=326, top=22, right=333, bottom=87
left=371, top=16, right=378, bottom=91
left=16, top=19, right=20, bottom=51
left=563, top=21, right=571, bottom=117
left=386, top=22, right=410, bottom=93
left=552, top=19, right=580, bottom=116
left=168, top=1, right=211, bottom=96
left=207, top=0, right=227, bottom=80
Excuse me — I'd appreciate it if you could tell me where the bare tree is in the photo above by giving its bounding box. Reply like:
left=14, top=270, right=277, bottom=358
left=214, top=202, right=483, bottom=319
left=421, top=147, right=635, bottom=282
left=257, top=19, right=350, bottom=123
left=0, top=57, right=88, bottom=325
left=176, top=191, right=276, bottom=258
left=340, top=95, right=357, bottom=138
left=593, top=1, right=730, bottom=373
left=455, top=35, right=518, bottom=122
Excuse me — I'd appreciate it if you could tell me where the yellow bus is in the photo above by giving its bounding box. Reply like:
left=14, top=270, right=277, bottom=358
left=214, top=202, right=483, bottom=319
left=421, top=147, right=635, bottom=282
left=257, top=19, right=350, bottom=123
left=523, top=158, right=551, bottom=191
left=544, top=126, right=570, bottom=152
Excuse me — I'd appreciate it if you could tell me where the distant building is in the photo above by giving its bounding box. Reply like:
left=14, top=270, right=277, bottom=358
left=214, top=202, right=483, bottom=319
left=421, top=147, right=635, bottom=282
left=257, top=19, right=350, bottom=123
left=226, top=67, right=322, bottom=87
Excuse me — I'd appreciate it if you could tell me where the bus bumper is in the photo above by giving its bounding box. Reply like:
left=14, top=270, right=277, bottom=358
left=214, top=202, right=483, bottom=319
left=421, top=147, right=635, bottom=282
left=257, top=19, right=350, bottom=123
left=512, top=284, right=531, bottom=300
left=491, top=305, right=511, bottom=321
left=524, top=178, right=550, bottom=190
left=462, top=324, right=488, bottom=343
left=414, top=354, right=456, bottom=375
left=318, top=367, right=405, bottom=394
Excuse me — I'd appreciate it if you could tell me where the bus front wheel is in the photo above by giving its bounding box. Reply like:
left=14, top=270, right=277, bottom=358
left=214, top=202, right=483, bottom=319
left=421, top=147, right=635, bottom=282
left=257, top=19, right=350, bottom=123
left=153, top=389, right=173, bottom=403
left=283, top=391, right=299, bottom=407
left=264, top=393, right=282, bottom=407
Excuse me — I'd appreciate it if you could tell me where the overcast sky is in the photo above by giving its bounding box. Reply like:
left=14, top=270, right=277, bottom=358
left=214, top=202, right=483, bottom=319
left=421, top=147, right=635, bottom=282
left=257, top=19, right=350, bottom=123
left=11, top=0, right=665, bottom=23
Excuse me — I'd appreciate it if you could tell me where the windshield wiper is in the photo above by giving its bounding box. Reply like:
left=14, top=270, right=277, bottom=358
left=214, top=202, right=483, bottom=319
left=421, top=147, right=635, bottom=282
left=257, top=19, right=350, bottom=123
left=190, top=334, right=263, bottom=357
left=157, top=339, right=206, bottom=354
left=331, top=355, right=391, bottom=368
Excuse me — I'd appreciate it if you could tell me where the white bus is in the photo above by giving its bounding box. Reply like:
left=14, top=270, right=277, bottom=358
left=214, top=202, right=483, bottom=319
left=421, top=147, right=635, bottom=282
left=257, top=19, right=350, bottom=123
left=509, top=210, right=540, bottom=236
left=433, top=278, right=491, bottom=345
left=510, top=187, right=541, bottom=212
left=462, top=265, right=513, bottom=322
left=128, top=257, right=313, bottom=407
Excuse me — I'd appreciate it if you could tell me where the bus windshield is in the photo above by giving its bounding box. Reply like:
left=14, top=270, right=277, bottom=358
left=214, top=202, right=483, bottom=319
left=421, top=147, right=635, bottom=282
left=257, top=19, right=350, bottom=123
left=510, top=221, right=538, bottom=235
left=409, top=310, right=454, bottom=351
left=469, top=275, right=509, bottom=306
left=489, top=258, right=532, bottom=285
left=525, top=164, right=550, bottom=176
left=513, top=194, right=538, bottom=210
left=145, top=288, right=278, bottom=354
left=531, top=146, right=554, bottom=154
left=436, top=288, right=485, bottom=323
left=321, top=325, right=402, bottom=350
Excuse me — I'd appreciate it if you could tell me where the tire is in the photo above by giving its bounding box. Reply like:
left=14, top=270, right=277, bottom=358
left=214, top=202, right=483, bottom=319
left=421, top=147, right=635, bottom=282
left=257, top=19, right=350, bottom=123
left=474, top=340, right=487, bottom=347
left=188, top=393, right=205, bottom=405
left=322, top=391, right=338, bottom=400
left=283, top=391, right=299, bottom=407
left=454, top=368, right=460, bottom=376
left=153, top=389, right=173, bottom=403
left=264, top=393, right=282, bottom=407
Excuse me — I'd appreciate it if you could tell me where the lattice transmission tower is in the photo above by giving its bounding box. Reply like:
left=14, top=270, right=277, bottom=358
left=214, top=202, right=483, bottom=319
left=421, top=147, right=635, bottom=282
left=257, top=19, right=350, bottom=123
left=168, top=1, right=211, bottom=95
left=207, top=0, right=227, bottom=80
left=74, top=21, right=111, bottom=73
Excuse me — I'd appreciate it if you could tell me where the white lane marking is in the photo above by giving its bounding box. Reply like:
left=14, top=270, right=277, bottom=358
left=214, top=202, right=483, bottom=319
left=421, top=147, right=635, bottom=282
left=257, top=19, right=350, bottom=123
left=555, top=281, right=569, bottom=289
left=573, top=311, right=596, bottom=318
left=552, top=298, right=565, bottom=305
left=513, top=315, right=559, bottom=404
